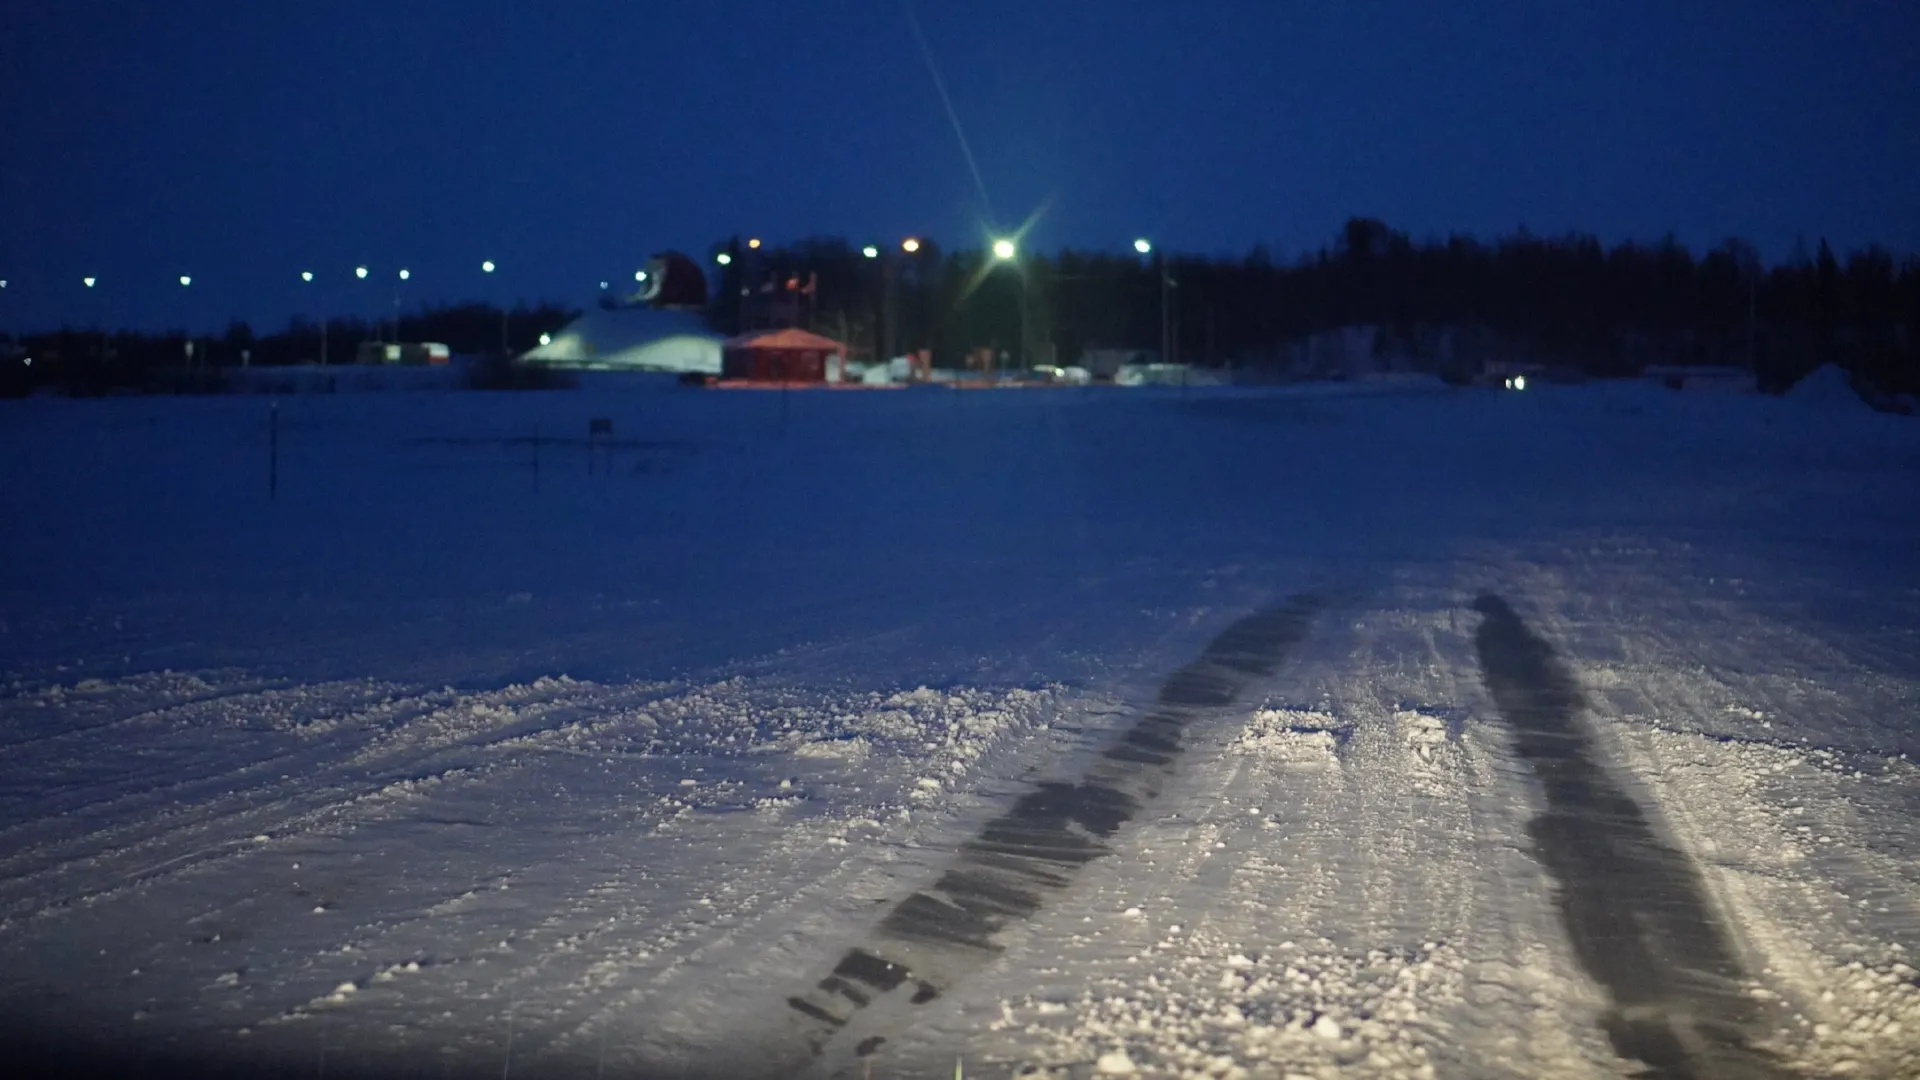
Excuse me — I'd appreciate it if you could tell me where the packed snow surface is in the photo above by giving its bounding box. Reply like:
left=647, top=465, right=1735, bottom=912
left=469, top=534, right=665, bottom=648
left=0, top=379, right=1916, bottom=1079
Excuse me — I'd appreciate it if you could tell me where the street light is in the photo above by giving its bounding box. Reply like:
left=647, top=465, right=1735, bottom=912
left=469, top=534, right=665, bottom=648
left=862, top=245, right=879, bottom=259
left=178, top=275, right=191, bottom=287
left=715, top=252, right=733, bottom=266
left=355, top=266, right=369, bottom=279
left=635, top=269, right=647, bottom=282
left=83, top=277, right=97, bottom=288
left=599, top=280, right=608, bottom=290
left=481, top=260, right=496, bottom=273
left=987, top=238, right=1024, bottom=375
left=392, top=270, right=410, bottom=344
left=902, top=237, right=921, bottom=254
left=302, top=270, right=329, bottom=365
left=748, top=238, right=762, bottom=250
left=1138, top=238, right=1171, bottom=367
left=538, top=332, right=552, bottom=346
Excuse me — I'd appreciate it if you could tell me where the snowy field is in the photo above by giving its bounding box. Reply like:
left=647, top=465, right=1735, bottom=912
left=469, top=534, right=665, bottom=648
left=0, top=377, right=1916, bottom=1079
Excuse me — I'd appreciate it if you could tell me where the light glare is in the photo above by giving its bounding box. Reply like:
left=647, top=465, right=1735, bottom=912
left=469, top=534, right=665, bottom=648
left=902, top=237, right=921, bottom=253
left=355, top=266, right=369, bottom=279
left=398, top=268, right=410, bottom=280
left=481, top=260, right=496, bottom=273
left=1514, top=374, right=1527, bottom=390
left=300, top=271, right=313, bottom=282
left=992, top=238, right=1016, bottom=260
left=83, top=277, right=97, bottom=288
left=748, top=238, right=762, bottom=249
left=538, top=332, right=552, bottom=346
left=1133, top=238, right=1152, bottom=255
left=715, top=252, right=733, bottom=265
left=862, top=245, right=879, bottom=259
left=178, top=275, right=191, bottom=287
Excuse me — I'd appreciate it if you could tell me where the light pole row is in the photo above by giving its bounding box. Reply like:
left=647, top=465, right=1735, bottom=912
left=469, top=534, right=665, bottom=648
left=985, top=236, right=1168, bottom=373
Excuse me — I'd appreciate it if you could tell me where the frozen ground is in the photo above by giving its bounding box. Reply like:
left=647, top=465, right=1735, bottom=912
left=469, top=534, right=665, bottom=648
left=0, top=378, right=1916, bottom=1079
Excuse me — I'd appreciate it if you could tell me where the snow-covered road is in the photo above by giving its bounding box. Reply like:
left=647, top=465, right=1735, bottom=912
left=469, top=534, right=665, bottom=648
left=1, top=380, right=1915, bottom=1078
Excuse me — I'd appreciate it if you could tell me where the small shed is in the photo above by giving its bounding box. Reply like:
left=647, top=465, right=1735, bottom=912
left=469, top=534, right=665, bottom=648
left=722, top=328, right=847, bottom=383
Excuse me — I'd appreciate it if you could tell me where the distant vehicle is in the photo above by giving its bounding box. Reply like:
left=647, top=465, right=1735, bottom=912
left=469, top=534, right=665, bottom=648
left=354, top=341, right=452, bottom=366
left=1025, top=365, right=1093, bottom=386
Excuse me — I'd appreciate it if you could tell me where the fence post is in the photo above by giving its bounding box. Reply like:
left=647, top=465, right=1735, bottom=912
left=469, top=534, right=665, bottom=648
left=588, top=417, right=612, bottom=475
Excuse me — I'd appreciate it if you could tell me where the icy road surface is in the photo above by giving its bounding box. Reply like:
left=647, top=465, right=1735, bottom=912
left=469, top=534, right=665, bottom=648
left=1, top=379, right=1916, bottom=1079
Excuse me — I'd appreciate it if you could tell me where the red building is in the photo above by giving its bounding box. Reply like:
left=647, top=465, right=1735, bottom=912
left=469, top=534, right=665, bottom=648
left=720, top=328, right=847, bottom=383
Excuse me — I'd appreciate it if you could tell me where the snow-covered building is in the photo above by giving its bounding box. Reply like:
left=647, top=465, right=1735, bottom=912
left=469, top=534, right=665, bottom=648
left=519, top=307, right=723, bottom=373
left=520, top=251, right=724, bottom=374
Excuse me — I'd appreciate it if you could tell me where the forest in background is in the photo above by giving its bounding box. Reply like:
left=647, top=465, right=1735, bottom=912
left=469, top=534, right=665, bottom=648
left=6, top=219, right=1915, bottom=398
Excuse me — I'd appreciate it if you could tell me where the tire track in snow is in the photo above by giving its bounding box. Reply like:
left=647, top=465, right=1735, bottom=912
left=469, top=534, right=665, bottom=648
left=0, top=674, right=287, bottom=752
left=1471, top=593, right=1798, bottom=1080
left=767, top=597, right=1321, bottom=1079
left=0, top=676, right=679, bottom=930
left=253, top=686, right=1103, bottom=1077
left=915, top=597, right=1605, bottom=1079
left=524, top=688, right=1109, bottom=1076
left=0, top=679, right=435, bottom=849
left=0, top=679, right=566, bottom=891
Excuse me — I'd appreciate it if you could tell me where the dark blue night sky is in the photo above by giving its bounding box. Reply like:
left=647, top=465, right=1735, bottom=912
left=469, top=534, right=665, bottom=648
left=4, top=0, right=1916, bottom=332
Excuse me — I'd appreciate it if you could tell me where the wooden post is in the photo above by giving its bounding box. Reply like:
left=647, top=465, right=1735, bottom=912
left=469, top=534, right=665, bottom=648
left=269, top=402, right=279, bottom=500
left=588, top=417, right=611, bottom=475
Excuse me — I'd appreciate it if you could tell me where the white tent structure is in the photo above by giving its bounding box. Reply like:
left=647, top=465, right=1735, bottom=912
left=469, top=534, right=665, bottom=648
left=520, top=307, right=723, bottom=374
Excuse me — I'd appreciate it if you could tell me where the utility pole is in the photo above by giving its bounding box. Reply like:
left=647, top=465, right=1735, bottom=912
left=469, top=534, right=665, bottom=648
left=1018, top=277, right=1029, bottom=371
left=882, top=255, right=897, bottom=365
left=1159, top=252, right=1171, bottom=366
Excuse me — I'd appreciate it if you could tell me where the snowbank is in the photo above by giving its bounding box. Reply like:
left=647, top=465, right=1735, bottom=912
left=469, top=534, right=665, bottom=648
left=1788, top=363, right=1865, bottom=407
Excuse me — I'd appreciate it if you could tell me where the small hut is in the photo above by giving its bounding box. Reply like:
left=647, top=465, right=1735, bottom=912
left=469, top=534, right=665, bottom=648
left=721, top=328, right=847, bottom=383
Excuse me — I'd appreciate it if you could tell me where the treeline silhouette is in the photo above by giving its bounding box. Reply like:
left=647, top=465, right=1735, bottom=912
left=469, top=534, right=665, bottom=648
left=3, top=302, right=576, bottom=396
left=5, top=220, right=1916, bottom=398
left=712, top=219, right=1918, bottom=395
